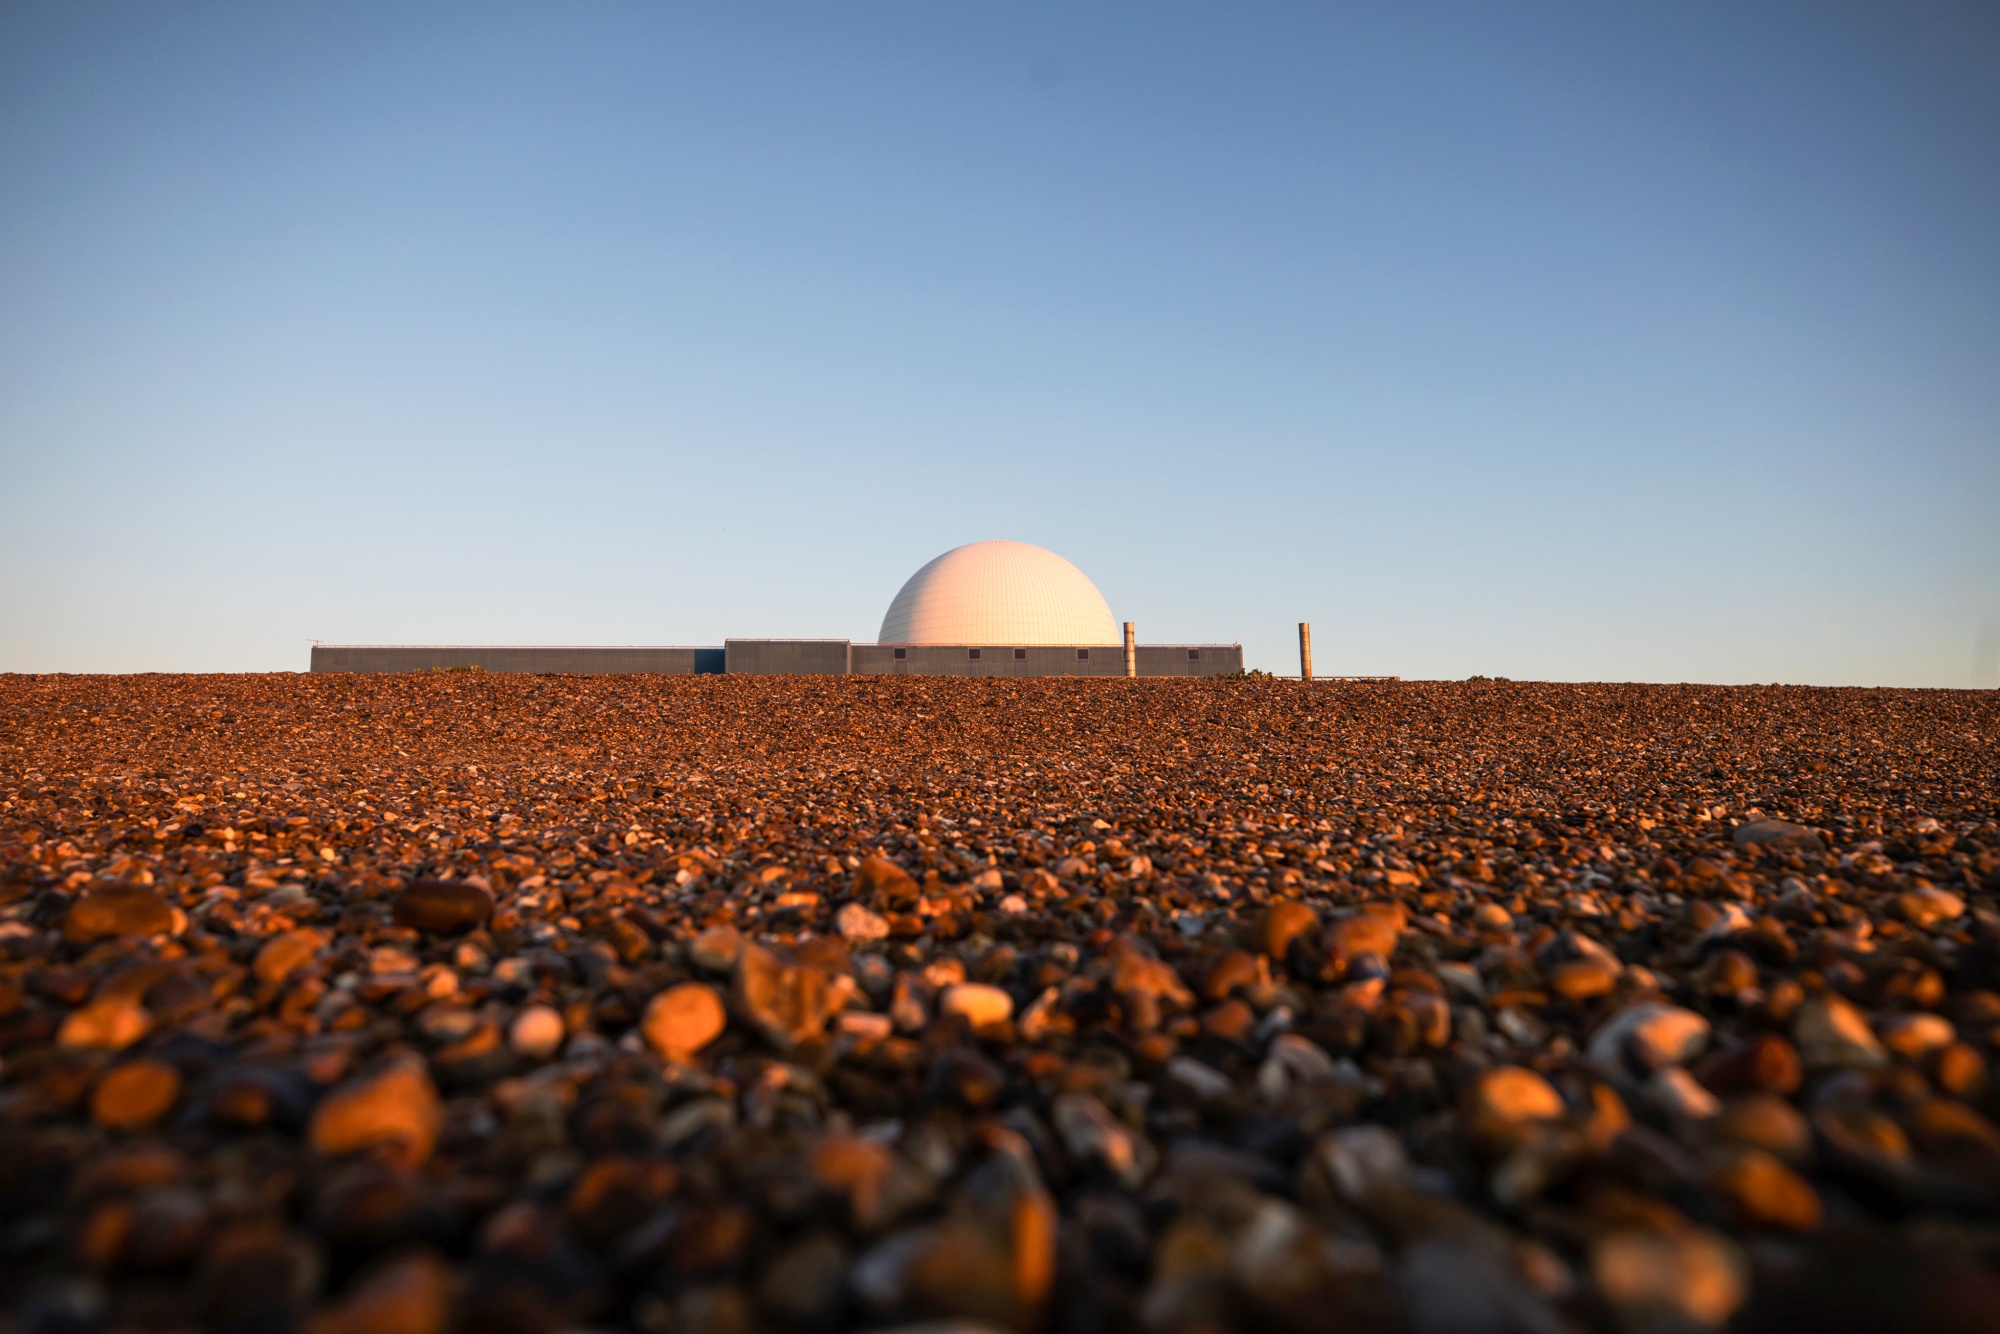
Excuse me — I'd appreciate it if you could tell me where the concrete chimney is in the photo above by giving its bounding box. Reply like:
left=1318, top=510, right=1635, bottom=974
left=1299, top=623, right=1313, bottom=681
left=1123, top=622, right=1137, bottom=678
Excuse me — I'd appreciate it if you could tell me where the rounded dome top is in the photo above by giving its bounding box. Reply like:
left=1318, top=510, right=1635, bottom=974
left=878, top=541, right=1118, bottom=645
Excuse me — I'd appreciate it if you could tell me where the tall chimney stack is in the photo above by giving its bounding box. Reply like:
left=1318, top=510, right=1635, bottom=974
left=1298, top=623, right=1313, bottom=681
left=1123, top=622, right=1137, bottom=678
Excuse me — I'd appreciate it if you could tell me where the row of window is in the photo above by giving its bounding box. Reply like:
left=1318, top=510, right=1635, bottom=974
left=887, top=647, right=1202, bottom=661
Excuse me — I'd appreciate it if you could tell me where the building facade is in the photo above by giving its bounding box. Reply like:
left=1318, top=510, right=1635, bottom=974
left=308, top=639, right=1241, bottom=677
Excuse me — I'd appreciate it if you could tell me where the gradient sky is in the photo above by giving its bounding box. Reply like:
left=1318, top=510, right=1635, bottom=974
left=3, top=2, right=1996, bottom=684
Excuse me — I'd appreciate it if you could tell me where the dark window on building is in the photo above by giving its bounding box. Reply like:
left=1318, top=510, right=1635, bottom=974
left=968, top=648, right=981, bottom=660
left=1077, top=648, right=1089, bottom=660
left=893, top=648, right=906, bottom=660
left=1014, top=648, right=1026, bottom=660
left=1188, top=649, right=1200, bottom=660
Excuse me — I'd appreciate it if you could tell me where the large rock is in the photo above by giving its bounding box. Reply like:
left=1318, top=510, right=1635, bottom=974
left=391, top=880, right=492, bottom=935
left=309, top=1060, right=443, bottom=1169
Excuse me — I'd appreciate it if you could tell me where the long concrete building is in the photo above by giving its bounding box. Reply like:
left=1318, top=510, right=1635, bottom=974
left=310, top=541, right=1243, bottom=678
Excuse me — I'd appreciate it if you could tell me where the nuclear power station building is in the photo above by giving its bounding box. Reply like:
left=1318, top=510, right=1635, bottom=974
left=310, top=541, right=1242, bottom=678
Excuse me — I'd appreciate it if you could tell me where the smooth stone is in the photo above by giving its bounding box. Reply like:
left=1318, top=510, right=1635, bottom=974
left=1589, top=1002, right=1710, bottom=1072
left=1469, top=1065, right=1567, bottom=1125
left=508, top=1004, right=566, bottom=1060
left=390, top=880, right=492, bottom=935
left=1732, top=820, right=1824, bottom=851
left=1792, top=994, right=1888, bottom=1069
left=254, top=928, right=327, bottom=986
left=65, top=888, right=181, bottom=942
left=1693, top=1033, right=1802, bottom=1096
left=58, top=995, right=151, bottom=1051
left=687, top=925, right=745, bottom=973
left=1647, top=1066, right=1721, bottom=1120
left=736, top=945, right=849, bottom=1050
left=937, top=983, right=1014, bottom=1028
left=1877, top=1012, right=1956, bottom=1060
left=1712, top=1094, right=1814, bottom=1164
left=1547, top=958, right=1618, bottom=1003
left=1708, top=1148, right=1823, bottom=1231
left=303, top=1250, right=455, bottom=1334
left=1592, top=1228, right=1747, bottom=1330
left=1052, top=1093, right=1152, bottom=1188
left=309, top=1059, right=443, bottom=1169
left=642, top=982, right=727, bottom=1061
left=855, top=855, right=921, bottom=905
left=836, top=902, right=890, bottom=944
left=91, top=1059, right=181, bottom=1129
left=1259, top=902, right=1319, bottom=960
left=1898, top=885, right=1966, bottom=930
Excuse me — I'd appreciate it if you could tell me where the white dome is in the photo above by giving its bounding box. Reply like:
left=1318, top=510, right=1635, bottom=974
left=878, top=541, right=1118, bottom=645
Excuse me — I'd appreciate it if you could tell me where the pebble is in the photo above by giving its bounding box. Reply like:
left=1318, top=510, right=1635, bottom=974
left=836, top=901, right=890, bottom=943
left=1259, top=901, right=1319, bottom=959
left=1588, top=1002, right=1711, bottom=1072
left=1647, top=1066, right=1721, bottom=1119
left=303, top=1250, right=455, bottom=1334
left=736, top=944, right=847, bottom=1050
left=1877, top=1011, right=1956, bottom=1060
left=937, top=983, right=1013, bottom=1028
left=1792, top=994, right=1888, bottom=1069
left=390, top=879, right=493, bottom=934
left=1709, top=1148, right=1823, bottom=1231
left=1732, top=819, right=1824, bottom=851
left=641, top=981, right=728, bottom=1061
left=1592, top=1228, right=1747, bottom=1330
left=1468, top=1065, right=1566, bottom=1126
left=508, top=1004, right=566, bottom=1060
left=1053, top=1093, right=1151, bottom=1187
left=64, top=887, right=180, bottom=942
left=1693, top=1033, right=1801, bottom=1096
left=687, top=924, right=745, bottom=972
left=1547, top=958, right=1618, bottom=1002
left=308, top=1059, right=443, bottom=1169
left=90, top=1059, right=181, bottom=1130
left=254, top=927, right=327, bottom=986
left=57, top=995, right=151, bottom=1050
left=1713, top=1093, right=1814, bottom=1164
left=1897, top=884, right=1965, bottom=929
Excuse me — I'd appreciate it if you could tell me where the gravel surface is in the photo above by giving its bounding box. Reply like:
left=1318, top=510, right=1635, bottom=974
left=3, top=672, right=1998, bottom=1334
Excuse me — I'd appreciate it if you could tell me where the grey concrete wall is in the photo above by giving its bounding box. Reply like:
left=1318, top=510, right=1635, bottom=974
left=309, top=645, right=722, bottom=674
left=1136, top=644, right=1242, bottom=676
left=723, top=639, right=852, bottom=675
left=849, top=644, right=1242, bottom=677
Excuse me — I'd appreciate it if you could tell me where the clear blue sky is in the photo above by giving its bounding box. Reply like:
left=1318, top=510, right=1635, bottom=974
left=3, top=2, right=1996, bottom=684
